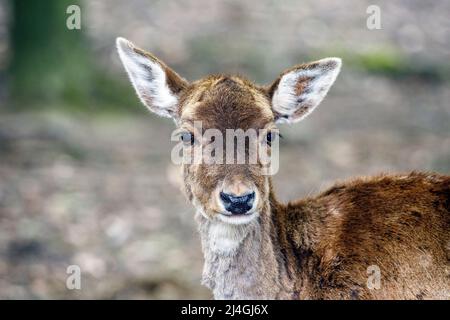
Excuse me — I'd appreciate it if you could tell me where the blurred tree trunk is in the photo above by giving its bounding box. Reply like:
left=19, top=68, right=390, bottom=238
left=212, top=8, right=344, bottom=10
left=9, top=0, right=92, bottom=107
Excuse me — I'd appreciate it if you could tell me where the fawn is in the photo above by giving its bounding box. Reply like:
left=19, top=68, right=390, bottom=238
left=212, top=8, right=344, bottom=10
left=116, top=37, right=450, bottom=300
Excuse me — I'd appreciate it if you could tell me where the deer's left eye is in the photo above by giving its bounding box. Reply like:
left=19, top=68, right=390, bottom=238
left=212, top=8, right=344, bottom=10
left=266, top=131, right=276, bottom=146
left=265, top=131, right=281, bottom=146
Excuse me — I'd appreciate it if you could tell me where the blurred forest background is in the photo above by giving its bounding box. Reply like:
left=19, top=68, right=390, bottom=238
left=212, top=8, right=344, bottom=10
left=0, top=0, right=449, bottom=299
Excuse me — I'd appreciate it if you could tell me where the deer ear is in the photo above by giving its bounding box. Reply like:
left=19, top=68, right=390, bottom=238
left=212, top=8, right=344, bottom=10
left=116, top=37, right=188, bottom=118
left=268, top=58, right=341, bottom=123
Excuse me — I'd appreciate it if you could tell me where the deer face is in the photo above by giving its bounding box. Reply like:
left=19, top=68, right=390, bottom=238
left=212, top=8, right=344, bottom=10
left=117, top=38, right=341, bottom=225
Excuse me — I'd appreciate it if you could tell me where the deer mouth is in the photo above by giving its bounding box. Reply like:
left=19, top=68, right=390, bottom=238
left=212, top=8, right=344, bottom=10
left=217, top=211, right=259, bottom=225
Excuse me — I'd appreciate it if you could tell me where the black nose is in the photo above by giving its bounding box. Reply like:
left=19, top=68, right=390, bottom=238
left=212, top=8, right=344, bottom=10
left=220, top=191, right=255, bottom=215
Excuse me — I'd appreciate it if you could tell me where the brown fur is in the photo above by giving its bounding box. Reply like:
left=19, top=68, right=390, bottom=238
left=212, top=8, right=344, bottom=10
left=273, top=173, right=450, bottom=299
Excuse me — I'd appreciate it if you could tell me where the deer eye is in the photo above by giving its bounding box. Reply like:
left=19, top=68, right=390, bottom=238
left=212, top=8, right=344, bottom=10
left=180, top=132, right=195, bottom=145
left=265, top=131, right=282, bottom=146
left=266, top=131, right=275, bottom=146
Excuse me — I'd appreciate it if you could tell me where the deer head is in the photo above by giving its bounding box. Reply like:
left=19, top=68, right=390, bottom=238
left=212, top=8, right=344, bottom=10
left=116, top=37, right=341, bottom=226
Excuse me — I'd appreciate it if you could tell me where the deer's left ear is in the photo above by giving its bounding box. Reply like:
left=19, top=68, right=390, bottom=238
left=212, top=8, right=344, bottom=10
left=267, top=58, right=341, bottom=123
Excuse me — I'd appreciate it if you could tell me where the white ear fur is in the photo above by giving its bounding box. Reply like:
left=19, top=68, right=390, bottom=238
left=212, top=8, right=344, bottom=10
left=272, top=58, right=341, bottom=123
left=116, top=37, right=179, bottom=118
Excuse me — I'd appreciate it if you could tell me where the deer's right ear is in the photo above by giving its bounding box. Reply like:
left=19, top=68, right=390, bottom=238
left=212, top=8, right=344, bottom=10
left=116, top=37, right=188, bottom=118
left=267, top=58, right=341, bottom=124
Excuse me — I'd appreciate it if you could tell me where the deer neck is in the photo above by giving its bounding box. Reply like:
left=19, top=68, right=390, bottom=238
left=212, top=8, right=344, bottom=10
left=196, top=189, right=292, bottom=299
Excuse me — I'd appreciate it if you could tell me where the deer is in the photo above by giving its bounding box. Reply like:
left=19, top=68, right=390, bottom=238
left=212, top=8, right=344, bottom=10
left=116, top=37, right=450, bottom=300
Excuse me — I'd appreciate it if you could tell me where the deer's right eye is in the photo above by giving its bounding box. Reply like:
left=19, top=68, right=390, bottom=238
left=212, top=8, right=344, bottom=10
left=180, top=132, right=195, bottom=145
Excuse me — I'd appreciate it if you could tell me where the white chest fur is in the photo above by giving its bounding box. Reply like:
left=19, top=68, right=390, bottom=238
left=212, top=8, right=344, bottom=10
left=198, top=215, right=267, bottom=299
left=207, top=222, right=251, bottom=255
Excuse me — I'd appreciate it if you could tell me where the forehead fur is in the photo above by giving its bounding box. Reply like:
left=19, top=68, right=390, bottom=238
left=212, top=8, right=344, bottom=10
left=178, top=75, right=274, bottom=130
